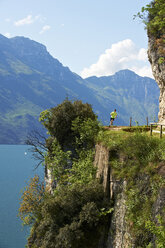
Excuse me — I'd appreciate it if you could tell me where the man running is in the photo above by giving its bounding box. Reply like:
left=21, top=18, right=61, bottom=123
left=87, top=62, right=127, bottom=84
left=110, top=109, right=117, bottom=126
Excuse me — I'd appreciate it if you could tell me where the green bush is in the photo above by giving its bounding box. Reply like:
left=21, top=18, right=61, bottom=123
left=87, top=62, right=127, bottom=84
left=122, top=126, right=150, bottom=133
left=72, top=117, right=100, bottom=150
left=27, top=182, right=111, bottom=248
left=39, top=99, right=98, bottom=149
left=136, top=0, right=165, bottom=37
left=19, top=176, right=45, bottom=226
left=111, top=133, right=165, bottom=178
left=158, top=57, right=165, bottom=64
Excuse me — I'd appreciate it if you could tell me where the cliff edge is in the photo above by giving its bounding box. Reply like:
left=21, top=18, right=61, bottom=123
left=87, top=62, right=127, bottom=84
left=146, top=0, right=165, bottom=123
left=148, top=34, right=165, bottom=123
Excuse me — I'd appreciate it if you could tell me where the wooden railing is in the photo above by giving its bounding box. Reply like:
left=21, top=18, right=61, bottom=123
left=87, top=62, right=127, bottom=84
left=150, top=123, right=165, bottom=138
left=129, top=117, right=149, bottom=127
left=128, top=117, right=165, bottom=139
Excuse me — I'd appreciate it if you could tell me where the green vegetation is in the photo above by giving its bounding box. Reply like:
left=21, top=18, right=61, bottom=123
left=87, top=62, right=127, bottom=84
left=19, top=176, right=45, bottom=226
left=19, top=99, right=111, bottom=248
left=39, top=98, right=99, bottom=149
left=122, top=126, right=150, bottom=133
left=136, top=0, right=165, bottom=37
left=135, top=1, right=165, bottom=65
left=158, top=57, right=165, bottom=64
left=27, top=182, right=110, bottom=248
left=19, top=100, right=165, bottom=247
left=98, top=130, right=165, bottom=247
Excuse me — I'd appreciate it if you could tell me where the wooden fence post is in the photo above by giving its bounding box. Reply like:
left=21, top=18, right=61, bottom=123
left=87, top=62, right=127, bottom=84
left=160, top=125, right=163, bottom=139
left=146, top=117, right=148, bottom=127
left=130, top=117, right=132, bottom=127
left=150, top=124, right=153, bottom=136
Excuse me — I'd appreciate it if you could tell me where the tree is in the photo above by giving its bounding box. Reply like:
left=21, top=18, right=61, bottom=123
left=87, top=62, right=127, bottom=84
left=39, top=99, right=98, bottom=150
left=136, top=0, right=165, bottom=37
left=19, top=176, right=45, bottom=225
left=41, top=99, right=100, bottom=187
left=27, top=181, right=111, bottom=248
left=26, top=129, right=48, bottom=168
left=19, top=100, right=104, bottom=248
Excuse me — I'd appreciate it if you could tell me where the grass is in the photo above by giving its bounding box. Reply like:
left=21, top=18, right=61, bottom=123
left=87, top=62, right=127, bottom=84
left=97, top=128, right=133, bottom=149
left=97, top=126, right=165, bottom=160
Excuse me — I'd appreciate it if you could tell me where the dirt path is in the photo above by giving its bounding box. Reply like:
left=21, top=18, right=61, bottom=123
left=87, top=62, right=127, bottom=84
left=104, top=126, right=127, bottom=131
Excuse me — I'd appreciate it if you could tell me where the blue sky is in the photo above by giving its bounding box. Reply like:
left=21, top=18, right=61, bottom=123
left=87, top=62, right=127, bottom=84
left=0, top=0, right=153, bottom=78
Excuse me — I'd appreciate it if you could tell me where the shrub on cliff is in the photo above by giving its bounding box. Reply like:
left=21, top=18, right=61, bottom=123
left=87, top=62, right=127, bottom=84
left=19, top=176, right=45, bottom=226
left=27, top=182, right=111, bottom=248
left=40, top=99, right=100, bottom=187
left=136, top=0, right=165, bottom=37
left=109, top=133, right=165, bottom=247
left=19, top=99, right=106, bottom=248
left=39, top=98, right=99, bottom=150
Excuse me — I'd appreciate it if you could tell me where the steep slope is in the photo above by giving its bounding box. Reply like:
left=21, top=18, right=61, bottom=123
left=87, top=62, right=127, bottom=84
left=0, top=34, right=106, bottom=143
left=148, top=35, right=165, bottom=123
left=0, top=34, right=159, bottom=144
left=22, top=125, right=165, bottom=248
left=94, top=135, right=165, bottom=248
left=143, top=0, right=165, bottom=123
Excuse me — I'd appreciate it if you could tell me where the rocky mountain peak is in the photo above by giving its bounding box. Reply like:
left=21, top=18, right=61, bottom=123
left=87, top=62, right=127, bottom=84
left=0, top=34, right=67, bottom=77
left=10, top=36, right=47, bottom=57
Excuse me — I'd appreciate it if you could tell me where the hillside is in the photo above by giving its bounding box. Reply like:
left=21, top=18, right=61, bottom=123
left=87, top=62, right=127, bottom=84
left=0, top=34, right=159, bottom=144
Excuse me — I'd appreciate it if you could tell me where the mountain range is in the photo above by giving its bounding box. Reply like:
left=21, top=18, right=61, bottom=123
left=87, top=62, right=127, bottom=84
left=0, top=34, right=159, bottom=144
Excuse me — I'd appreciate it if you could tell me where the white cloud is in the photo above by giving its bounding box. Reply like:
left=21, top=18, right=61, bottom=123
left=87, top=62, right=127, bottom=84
left=4, top=32, right=11, bottom=38
left=14, top=15, right=40, bottom=26
left=137, top=48, right=148, bottom=61
left=129, top=66, right=153, bottom=78
left=81, top=39, right=153, bottom=79
left=39, top=25, right=51, bottom=34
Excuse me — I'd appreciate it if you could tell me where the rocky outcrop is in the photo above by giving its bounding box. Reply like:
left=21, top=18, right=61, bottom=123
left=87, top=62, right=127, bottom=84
left=94, top=144, right=110, bottom=198
left=94, top=144, right=134, bottom=248
left=148, top=35, right=165, bottom=123
left=44, top=142, right=165, bottom=247
left=152, top=162, right=165, bottom=247
left=94, top=143, right=165, bottom=248
left=45, top=167, right=56, bottom=194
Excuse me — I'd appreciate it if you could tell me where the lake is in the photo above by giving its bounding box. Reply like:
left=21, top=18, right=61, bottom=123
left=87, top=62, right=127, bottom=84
left=0, top=145, right=44, bottom=248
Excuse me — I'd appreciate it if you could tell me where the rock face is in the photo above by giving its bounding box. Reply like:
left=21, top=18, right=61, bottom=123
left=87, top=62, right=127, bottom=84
left=44, top=141, right=165, bottom=247
left=94, top=144, right=134, bottom=248
left=148, top=35, right=165, bottom=123
left=45, top=167, right=56, bottom=194
left=45, top=144, right=134, bottom=247
left=94, top=143, right=165, bottom=248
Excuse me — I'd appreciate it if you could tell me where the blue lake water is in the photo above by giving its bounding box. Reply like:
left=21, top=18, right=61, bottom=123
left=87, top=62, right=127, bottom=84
left=0, top=145, right=44, bottom=248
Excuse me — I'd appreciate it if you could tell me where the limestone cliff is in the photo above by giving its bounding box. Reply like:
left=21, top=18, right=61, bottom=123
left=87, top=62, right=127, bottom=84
left=148, top=34, right=165, bottom=123
left=94, top=143, right=165, bottom=248
left=42, top=120, right=165, bottom=248
left=44, top=141, right=165, bottom=247
left=94, top=144, right=134, bottom=248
